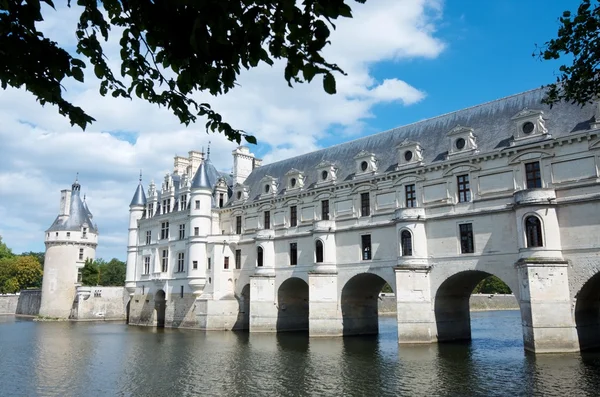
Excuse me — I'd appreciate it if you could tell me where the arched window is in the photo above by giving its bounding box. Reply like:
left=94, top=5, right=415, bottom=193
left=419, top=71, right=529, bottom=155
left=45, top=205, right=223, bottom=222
left=525, top=216, right=543, bottom=247
left=257, top=246, right=264, bottom=267
left=315, top=240, right=324, bottom=263
left=401, top=230, right=413, bottom=256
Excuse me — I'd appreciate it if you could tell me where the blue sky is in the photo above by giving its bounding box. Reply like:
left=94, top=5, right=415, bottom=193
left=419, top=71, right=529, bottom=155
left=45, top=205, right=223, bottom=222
left=0, top=0, right=582, bottom=260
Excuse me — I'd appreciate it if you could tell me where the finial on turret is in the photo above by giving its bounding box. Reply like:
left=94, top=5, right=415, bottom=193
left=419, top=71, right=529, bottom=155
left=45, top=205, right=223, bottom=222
left=72, top=172, right=81, bottom=192
left=207, top=141, right=211, bottom=160
left=139, top=169, right=143, bottom=183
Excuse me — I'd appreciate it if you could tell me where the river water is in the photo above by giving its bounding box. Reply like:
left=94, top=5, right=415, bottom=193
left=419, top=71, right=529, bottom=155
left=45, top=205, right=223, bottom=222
left=1, top=311, right=600, bottom=397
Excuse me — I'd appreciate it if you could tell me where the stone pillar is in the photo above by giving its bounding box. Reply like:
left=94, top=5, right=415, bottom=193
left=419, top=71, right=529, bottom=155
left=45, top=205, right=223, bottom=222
left=395, top=265, right=436, bottom=344
left=308, top=271, right=342, bottom=337
left=249, top=274, right=277, bottom=332
left=517, top=259, right=579, bottom=353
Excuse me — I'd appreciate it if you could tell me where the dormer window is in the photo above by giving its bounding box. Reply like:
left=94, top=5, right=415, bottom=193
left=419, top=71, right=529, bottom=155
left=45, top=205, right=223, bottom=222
left=260, top=175, right=278, bottom=198
left=396, top=142, right=423, bottom=169
left=316, top=161, right=337, bottom=185
left=447, top=126, right=477, bottom=158
left=354, top=151, right=377, bottom=177
left=511, top=108, right=548, bottom=143
left=233, top=183, right=249, bottom=202
left=285, top=169, right=305, bottom=192
left=264, top=185, right=270, bottom=193
left=237, top=191, right=242, bottom=200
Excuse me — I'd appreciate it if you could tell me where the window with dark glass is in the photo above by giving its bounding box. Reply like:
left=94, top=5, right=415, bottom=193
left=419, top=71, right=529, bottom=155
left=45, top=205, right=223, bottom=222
left=180, top=286, right=184, bottom=298
left=82, top=227, right=87, bottom=238
left=457, top=174, right=471, bottom=203
left=405, top=184, right=416, bottom=208
left=146, top=230, right=151, bottom=245
left=401, top=230, right=413, bottom=256
left=525, top=216, right=544, bottom=247
left=360, top=192, right=370, bottom=217
left=177, top=252, right=185, bottom=272
left=315, top=240, right=324, bottom=263
left=360, top=161, right=368, bottom=171
left=257, top=247, right=264, bottom=267
left=148, top=203, right=154, bottom=217
left=161, top=249, right=169, bottom=272
left=321, top=200, right=330, bottom=220
left=290, top=206, right=297, bottom=227
left=236, top=216, right=242, bottom=234
left=361, top=235, right=372, bottom=260
left=192, top=260, right=198, bottom=270
left=179, top=224, right=185, bottom=240
left=207, top=258, right=211, bottom=270
left=264, top=211, right=271, bottom=229
left=194, top=227, right=199, bottom=236
left=459, top=223, right=474, bottom=254
left=180, top=194, right=187, bottom=211
left=195, top=200, right=200, bottom=209
left=235, top=249, right=241, bottom=269
left=224, top=256, right=230, bottom=270
left=144, top=256, right=150, bottom=274
left=161, top=221, right=169, bottom=239
left=290, top=243, right=298, bottom=266
left=79, top=248, right=84, bottom=260
left=525, top=161, right=542, bottom=189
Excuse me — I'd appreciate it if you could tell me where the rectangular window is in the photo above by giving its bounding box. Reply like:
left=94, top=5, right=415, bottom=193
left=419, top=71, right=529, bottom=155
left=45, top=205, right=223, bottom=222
left=321, top=200, right=330, bottom=221
left=192, top=260, right=198, bottom=270
left=162, top=200, right=168, bottom=214
left=405, top=184, right=416, bottom=208
left=161, top=249, right=169, bottom=272
left=180, top=285, right=184, bottom=298
left=194, top=227, right=199, bottom=236
left=360, top=193, right=370, bottom=217
left=361, top=234, right=372, bottom=260
left=145, top=230, right=151, bottom=245
left=66, top=232, right=70, bottom=238
left=457, top=174, right=471, bottom=203
left=235, top=249, right=242, bottom=269
left=82, top=228, right=87, bottom=238
left=179, top=224, right=185, bottom=240
left=177, top=252, right=185, bottom=272
left=290, top=243, right=298, bottom=266
left=236, top=216, right=242, bottom=234
left=181, top=195, right=187, bottom=211
left=148, top=203, right=154, bottom=217
left=290, top=206, right=297, bottom=227
left=144, top=256, right=150, bottom=275
left=224, top=256, right=230, bottom=270
left=459, top=223, right=474, bottom=254
left=161, top=221, right=169, bottom=240
left=78, top=248, right=84, bottom=261
left=264, top=211, right=271, bottom=229
left=195, top=200, right=200, bottom=210
left=525, top=161, right=542, bottom=189
left=219, top=193, right=224, bottom=208
left=207, top=258, right=211, bottom=270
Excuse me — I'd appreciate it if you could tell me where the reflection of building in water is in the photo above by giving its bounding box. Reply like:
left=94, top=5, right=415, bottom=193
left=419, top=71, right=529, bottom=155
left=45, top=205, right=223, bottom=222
left=40, top=178, right=98, bottom=319
left=126, top=88, right=600, bottom=354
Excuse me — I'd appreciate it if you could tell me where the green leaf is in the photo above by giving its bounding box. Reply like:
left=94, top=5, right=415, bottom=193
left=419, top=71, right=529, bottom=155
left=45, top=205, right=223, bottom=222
left=323, top=73, right=336, bottom=94
left=244, top=135, right=257, bottom=145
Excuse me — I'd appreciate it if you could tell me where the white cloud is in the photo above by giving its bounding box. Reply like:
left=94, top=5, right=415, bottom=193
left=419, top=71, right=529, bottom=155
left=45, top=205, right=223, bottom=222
left=0, top=0, right=445, bottom=259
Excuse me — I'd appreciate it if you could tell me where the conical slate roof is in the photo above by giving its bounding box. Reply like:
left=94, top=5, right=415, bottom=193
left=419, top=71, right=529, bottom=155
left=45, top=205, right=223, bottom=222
left=191, top=160, right=212, bottom=189
left=47, top=187, right=97, bottom=233
left=130, top=182, right=147, bottom=206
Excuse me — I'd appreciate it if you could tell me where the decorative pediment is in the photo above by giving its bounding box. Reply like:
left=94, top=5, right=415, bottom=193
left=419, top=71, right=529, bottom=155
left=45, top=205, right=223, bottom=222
left=260, top=175, right=278, bottom=197
left=215, top=177, right=228, bottom=190
left=233, top=183, right=249, bottom=202
left=148, top=181, right=157, bottom=198
left=354, top=151, right=378, bottom=176
left=511, top=108, right=548, bottom=143
left=316, top=161, right=338, bottom=184
left=396, top=141, right=423, bottom=169
left=284, top=168, right=305, bottom=191
left=447, top=125, right=477, bottom=157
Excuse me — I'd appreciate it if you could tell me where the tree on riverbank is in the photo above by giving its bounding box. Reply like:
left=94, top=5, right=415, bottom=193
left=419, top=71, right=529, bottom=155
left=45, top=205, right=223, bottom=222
left=81, top=258, right=126, bottom=286
left=0, top=255, right=43, bottom=294
left=473, top=276, right=512, bottom=295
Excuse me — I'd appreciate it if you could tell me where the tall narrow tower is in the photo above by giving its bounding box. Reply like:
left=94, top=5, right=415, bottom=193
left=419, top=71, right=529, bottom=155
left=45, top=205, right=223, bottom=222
left=40, top=177, right=98, bottom=318
left=125, top=174, right=146, bottom=296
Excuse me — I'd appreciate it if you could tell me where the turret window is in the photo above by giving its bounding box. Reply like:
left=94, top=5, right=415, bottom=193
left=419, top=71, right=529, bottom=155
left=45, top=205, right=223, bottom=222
left=264, top=211, right=271, bottom=230
left=193, top=261, right=198, bottom=270
left=194, top=227, right=199, bottom=236
left=321, top=200, right=330, bottom=221
left=236, top=216, right=242, bottom=234
left=525, top=216, right=544, bottom=247
left=235, top=250, right=242, bottom=269
left=405, top=184, right=416, bottom=208
left=82, top=228, right=87, bottom=238
left=290, top=243, right=298, bottom=266
left=315, top=240, right=324, bottom=263
left=66, top=232, right=71, bottom=238
left=361, top=235, right=372, bottom=260
left=401, top=230, right=413, bottom=256
left=79, top=248, right=84, bottom=261
left=219, top=193, right=224, bottom=208
left=195, top=200, right=200, bottom=210
left=290, top=206, right=297, bottom=227
left=525, top=161, right=542, bottom=189
left=457, top=174, right=471, bottom=202
left=459, top=223, right=474, bottom=254
left=360, top=193, right=370, bottom=217
left=257, top=247, right=264, bottom=267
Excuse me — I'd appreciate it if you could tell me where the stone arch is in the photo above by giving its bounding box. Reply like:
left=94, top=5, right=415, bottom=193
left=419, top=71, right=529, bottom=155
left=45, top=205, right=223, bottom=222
left=434, top=270, right=519, bottom=342
left=126, top=299, right=131, bottom=324
left=340, top=272, right=391, bottom=336
left=234, top=283, right=251, bottom=331
left=574, top=272, right=600, bottom=351
left=154, top=289, right=166, bottom=328
left=276, top=277, right=309, bottom=332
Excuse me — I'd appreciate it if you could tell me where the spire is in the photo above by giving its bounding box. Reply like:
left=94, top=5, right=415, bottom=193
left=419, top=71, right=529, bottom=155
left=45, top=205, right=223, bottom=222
left=191, top=160, right=211, bottom=189
left=72, top=173, right=81, bottom=192
left=82, top=194, right=93, bottom=220
left=130, top=173, right=147, bottom=207
left=207, top=140, right=211, bottom=160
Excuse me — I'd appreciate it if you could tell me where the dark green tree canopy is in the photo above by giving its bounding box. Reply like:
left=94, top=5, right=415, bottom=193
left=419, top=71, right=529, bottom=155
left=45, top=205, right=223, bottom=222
left=0, top=0, right=365, bottom=144
left=538, top=0, right=600, bottom=106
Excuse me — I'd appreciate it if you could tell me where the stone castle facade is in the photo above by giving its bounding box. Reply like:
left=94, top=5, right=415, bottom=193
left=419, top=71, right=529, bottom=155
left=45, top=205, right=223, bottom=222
left=125, top=88, right=600, bottom=353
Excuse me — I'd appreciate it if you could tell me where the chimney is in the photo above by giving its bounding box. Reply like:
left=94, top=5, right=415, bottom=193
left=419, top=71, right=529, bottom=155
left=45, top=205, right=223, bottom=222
left=59, top=189, right=72, bottom=217
left=232, top=146, right=261, bottom=185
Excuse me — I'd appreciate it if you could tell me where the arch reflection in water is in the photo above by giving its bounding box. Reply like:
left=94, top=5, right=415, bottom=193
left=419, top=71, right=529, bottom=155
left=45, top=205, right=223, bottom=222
left=276, top=277, right=309, bottom=332
left=154, top=289, right=166, bottom=328
left=575, top=273, right=600, bottom=351
left=341, top=272, right=390, bottom=336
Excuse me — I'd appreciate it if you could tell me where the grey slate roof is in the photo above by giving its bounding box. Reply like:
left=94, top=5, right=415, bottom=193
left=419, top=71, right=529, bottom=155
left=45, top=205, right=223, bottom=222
left=240, top=88, right=595, bottom=202
left=47, top=190, right=97, bottom=233
left=191, top=159, right=222, bottom=190
left=130, top=182, right=147, bottom=206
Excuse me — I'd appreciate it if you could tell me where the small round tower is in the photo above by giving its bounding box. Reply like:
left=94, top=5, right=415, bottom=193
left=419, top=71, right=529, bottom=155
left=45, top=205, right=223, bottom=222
left=125, top=173, right=146, bottom=296
left=39, top=177, right=98, bottom=318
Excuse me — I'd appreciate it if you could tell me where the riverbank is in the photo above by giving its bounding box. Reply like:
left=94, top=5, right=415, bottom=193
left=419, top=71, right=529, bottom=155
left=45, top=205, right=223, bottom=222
left=378, top=293, right=519, bottom=315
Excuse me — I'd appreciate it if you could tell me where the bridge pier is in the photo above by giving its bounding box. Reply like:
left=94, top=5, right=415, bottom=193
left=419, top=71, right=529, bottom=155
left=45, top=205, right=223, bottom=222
left=517, top=259, right=579, bottom=353
left=308, top=272, right=343, bottom=336
left=395, top=265, right=436, bottom=343
left=249, top=274, right=278, bottom=332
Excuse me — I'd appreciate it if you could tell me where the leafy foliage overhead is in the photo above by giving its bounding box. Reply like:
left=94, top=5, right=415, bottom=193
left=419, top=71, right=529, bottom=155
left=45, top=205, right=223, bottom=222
left=538, top=0, right=600, bottom=107
left=0, top=0, right=366, bottom=144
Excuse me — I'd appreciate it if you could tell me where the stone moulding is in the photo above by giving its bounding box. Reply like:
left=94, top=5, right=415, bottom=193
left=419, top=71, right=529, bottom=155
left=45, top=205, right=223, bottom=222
left=513, top=188, right=556, bottom=205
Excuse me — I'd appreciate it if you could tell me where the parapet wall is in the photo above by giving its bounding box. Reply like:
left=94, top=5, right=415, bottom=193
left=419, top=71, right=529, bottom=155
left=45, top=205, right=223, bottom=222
left=16, top=290, right=41, bottom=316
left=378, top=293, right=519, bottom=315
left=72, top=287, right=127, bottom=321
left=0, top=295, right=19, bottom=315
